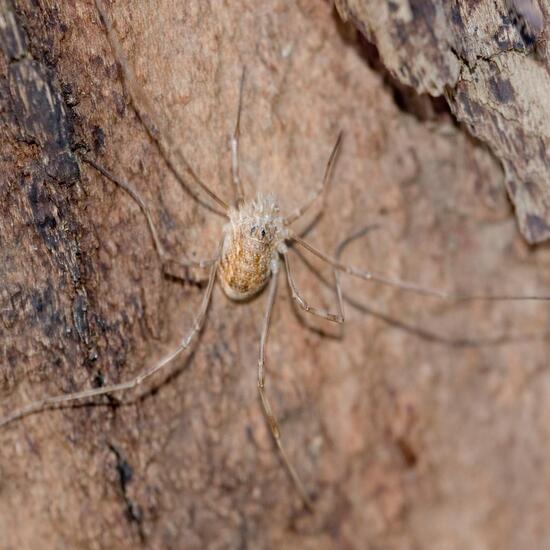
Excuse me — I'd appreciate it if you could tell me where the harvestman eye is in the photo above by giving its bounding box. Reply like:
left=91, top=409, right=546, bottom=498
left=1, top=0, right=550, bottom=511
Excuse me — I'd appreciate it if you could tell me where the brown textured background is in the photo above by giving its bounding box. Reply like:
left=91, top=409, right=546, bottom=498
left=1, top=1, right=550, bottom=548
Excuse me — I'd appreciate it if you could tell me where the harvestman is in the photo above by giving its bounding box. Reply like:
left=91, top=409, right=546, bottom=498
left=1, top=0, right=549, bottom=508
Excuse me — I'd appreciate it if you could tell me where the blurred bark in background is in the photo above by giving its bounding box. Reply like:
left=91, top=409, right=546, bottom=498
left=1, top=1, right=550, bottom=548
left=337, top=0, right=550, bottom=243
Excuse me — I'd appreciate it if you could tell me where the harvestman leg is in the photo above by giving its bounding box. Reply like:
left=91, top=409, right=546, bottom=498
left=230, top=67, right=246, bottom=207
left=83, top=156, right=216, bottom=272
left=284, top=132, right=343, bottom=226
left=292, top=233, right=550, bottom=302
left=94, top=0, right=228, bottom=215
left=257, top=263, right=314, bottom=509
left=283, top=252, right=344, bottom=324
left=282, top=132, right=346, bottom=326
left=0, top=260, right=219, bottom=429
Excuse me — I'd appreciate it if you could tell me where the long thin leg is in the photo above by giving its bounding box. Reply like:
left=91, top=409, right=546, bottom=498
left=291, top=233, right=550, bottom=302
left=295, top=243, right=550, bottom=347
left=0, top=259, right=219, bottom=429
left=230, top=67, right=246, bottom=207
left=83, top=155, right=216, bottom=271
left=283, top=252, right=344, bottom=323
left=257, top=264, right=314, bottom=509
left=284, top=132, right=343, bottom=226
left=94, top=0, right=228, bottom=215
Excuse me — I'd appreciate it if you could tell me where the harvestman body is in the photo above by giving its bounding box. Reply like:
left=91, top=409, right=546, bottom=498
left=1, top=0, right=549, bottom=509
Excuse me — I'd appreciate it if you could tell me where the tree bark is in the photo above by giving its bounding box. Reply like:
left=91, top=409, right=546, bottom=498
left=1, top=1, right=550, bottom=549
left=336, top=0, right=550, bottom=244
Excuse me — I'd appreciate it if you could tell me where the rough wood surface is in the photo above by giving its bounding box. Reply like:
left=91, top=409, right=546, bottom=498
left=337, top=0, right=550, bottom=244
left=1, top=1, right=550, bottom=549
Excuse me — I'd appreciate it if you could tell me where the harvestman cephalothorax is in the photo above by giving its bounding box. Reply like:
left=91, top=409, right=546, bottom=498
left=1, top=0, right=549, bottom=509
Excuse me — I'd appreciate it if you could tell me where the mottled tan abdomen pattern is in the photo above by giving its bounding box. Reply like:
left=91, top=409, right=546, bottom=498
left=219, top=227, right=274, bottom=300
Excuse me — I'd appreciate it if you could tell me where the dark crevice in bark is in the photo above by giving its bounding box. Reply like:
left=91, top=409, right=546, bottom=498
left=108, top=442, right=146, bottom=543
